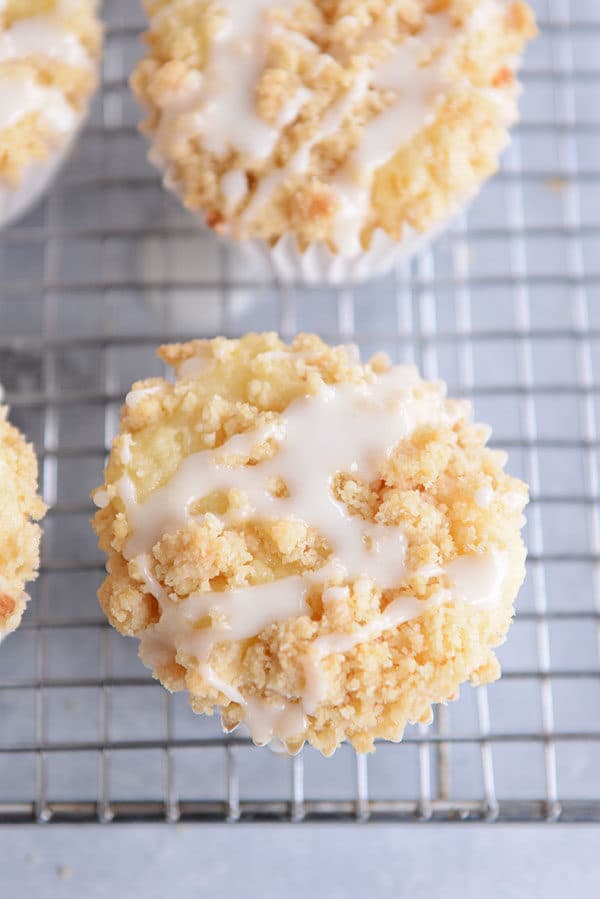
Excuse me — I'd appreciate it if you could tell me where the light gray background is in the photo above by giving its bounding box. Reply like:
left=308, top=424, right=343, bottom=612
left=1, top=825, right=599, bottom=897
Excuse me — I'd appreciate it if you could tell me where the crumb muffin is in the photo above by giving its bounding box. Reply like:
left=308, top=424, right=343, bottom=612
left=0, top=400, right=46, bottom=642
left=132, top=0, right=536, bottom=283
left=93, top=333, right=528, bottom=756
left=0, top=0, right=103, bottom=228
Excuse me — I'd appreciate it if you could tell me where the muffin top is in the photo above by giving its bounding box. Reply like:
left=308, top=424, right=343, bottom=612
left=0, top=401, right=46, bottom=639
left=133, top=0, right=535, bottom=252
left=93, top=333, right=528, bottom=754
left=0, top=0, right=102, bottom=186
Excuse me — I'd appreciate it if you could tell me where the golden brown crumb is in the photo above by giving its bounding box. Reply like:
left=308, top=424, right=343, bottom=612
left=132, top=0, right=536, bottom=251
left=0, top=404, right=46, bottom=637
left=93, top=333, right=528, bottom=755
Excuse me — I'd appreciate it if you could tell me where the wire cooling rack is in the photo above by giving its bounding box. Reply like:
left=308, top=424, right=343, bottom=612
left=1, top=0, right=600, bottom=825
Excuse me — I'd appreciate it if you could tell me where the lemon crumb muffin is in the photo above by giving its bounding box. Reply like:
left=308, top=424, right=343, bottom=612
left=0, top=0, right=103, bottom=228
left=132, top=0, right=535, bottom=283
left=0, top=400, right=46, bottom=642
left=93, top=333, right=528, bottom=756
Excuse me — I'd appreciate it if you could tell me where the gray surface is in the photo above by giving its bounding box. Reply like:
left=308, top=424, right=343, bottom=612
left=1, top=825, right=600, bottom=897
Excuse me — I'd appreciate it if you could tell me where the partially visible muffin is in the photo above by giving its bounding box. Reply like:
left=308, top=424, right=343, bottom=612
left=0, top=0, right=103, bottom=228
left=132, top=0, right=535, bottom=281
left=0, top=401, right=46, bottom=641
left=93, top=333, right=528, bottom=755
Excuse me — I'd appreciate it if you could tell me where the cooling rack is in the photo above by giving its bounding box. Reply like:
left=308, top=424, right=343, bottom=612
left=1, top=0, right=600, bottom=825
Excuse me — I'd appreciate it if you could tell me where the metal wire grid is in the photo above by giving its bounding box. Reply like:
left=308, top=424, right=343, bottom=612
left=1, top=0, right=600, bottom=824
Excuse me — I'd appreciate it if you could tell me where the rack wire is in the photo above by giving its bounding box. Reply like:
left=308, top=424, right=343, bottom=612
left=1, top=0, right=600, bottom=824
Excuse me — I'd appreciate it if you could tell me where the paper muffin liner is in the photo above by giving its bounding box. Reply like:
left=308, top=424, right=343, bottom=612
left=202, top=204, right=468, bottom=286
left=234, top=225, right=449, bottom=286
left=0, top=134, right=77, bottom=230
left=231, top=186, right=480, bottom=285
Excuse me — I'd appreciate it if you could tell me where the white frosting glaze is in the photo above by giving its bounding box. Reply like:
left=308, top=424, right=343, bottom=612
left=169, top=0, right=298, bottom=160
left=108, top=358, right=516, bottom=749
left=125, top=384, right=166, bottom=408
left=93, top=488, right=110, bottom=510
left=120, top=367, right=461, bottom=589
left=446, top=550, right=507, bottom=609
left=0, top=72, right=76, bottom=133
left=137, top=565, right=308, bottom=686
left=302, top=588, right=448, bottom=714
left=475, top=484, right=494, bottom=508
left=220, top=170, right=249, bottom=215
left=239, top=68, right=373, bottom=229
left=0, top=7, right=92, bottom=70
left=242, top=696, right=306, bottom=748
left=0, top=0, right=91, bottom=135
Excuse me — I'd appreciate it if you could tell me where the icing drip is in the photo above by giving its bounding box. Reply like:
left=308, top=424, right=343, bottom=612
left=446, top=550, right=507, bottom=609
left=155, top=0, right=299, bottom=161
left=302, top=590, right=448, bottom=714
left=239, top=696, right=306, bottom=748
left=115, top=361, right=510, bottom=749
left=0, top=8, right=92, bottom=69
left=0, top=0, right=92, bottom=142
left=138, top=570, right=308, bottom=687
left=0, top=72, right=76, bottom=133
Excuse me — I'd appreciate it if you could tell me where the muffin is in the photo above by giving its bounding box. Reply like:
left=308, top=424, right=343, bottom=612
left=132, top=0, right=536, bottom=284
left=0, top=399, right=46, bottom=642
left=0, top=0, right=103, bottom=229
left=93, top=333, right=528, bottom=756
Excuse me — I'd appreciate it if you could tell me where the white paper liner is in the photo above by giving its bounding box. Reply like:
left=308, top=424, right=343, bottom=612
left=234, top=223, right=450, bottom=286
left=0, top=133, right=77, bottom=230
left=230, top=184, right=480, bottom=285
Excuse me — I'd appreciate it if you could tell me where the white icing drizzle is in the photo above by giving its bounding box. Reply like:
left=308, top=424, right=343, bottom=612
left=302, top=589, right=448, bottom=714
left=238, top=13, right=456, bottom=247
left=0, top=0, right=92, bottom=140
left=220, top=170, right=249, bottom=215
left=159, top=0, right=299, bottom=161
left=176, top=354, right=214, bottom=379
left=0, top=72, right=76, bottom=133
left=475, top=484, right=494, bottom=508
left=241, top=696, right=306, bottom=748
left=114, top=360, right=514, bottom=749
left=120, top=368, right=460, bottom=588
left=125, top=384, right=166, bottom=408
left=239, top=68, right=372, bottom=228
left=0, top=7, right=92, bottom=69
left=93, top=488, right=110, bottom=510
left=138, top=571, right=308, bottom=680
left=446, top=550, right=508, bottom=609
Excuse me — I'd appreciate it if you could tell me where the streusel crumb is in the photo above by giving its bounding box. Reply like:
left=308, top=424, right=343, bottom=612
left=0, top=403, right=46, bottom=639
left=93, top=333, right=528, bottom=755
left=132, top=0, right=535, bottom=253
